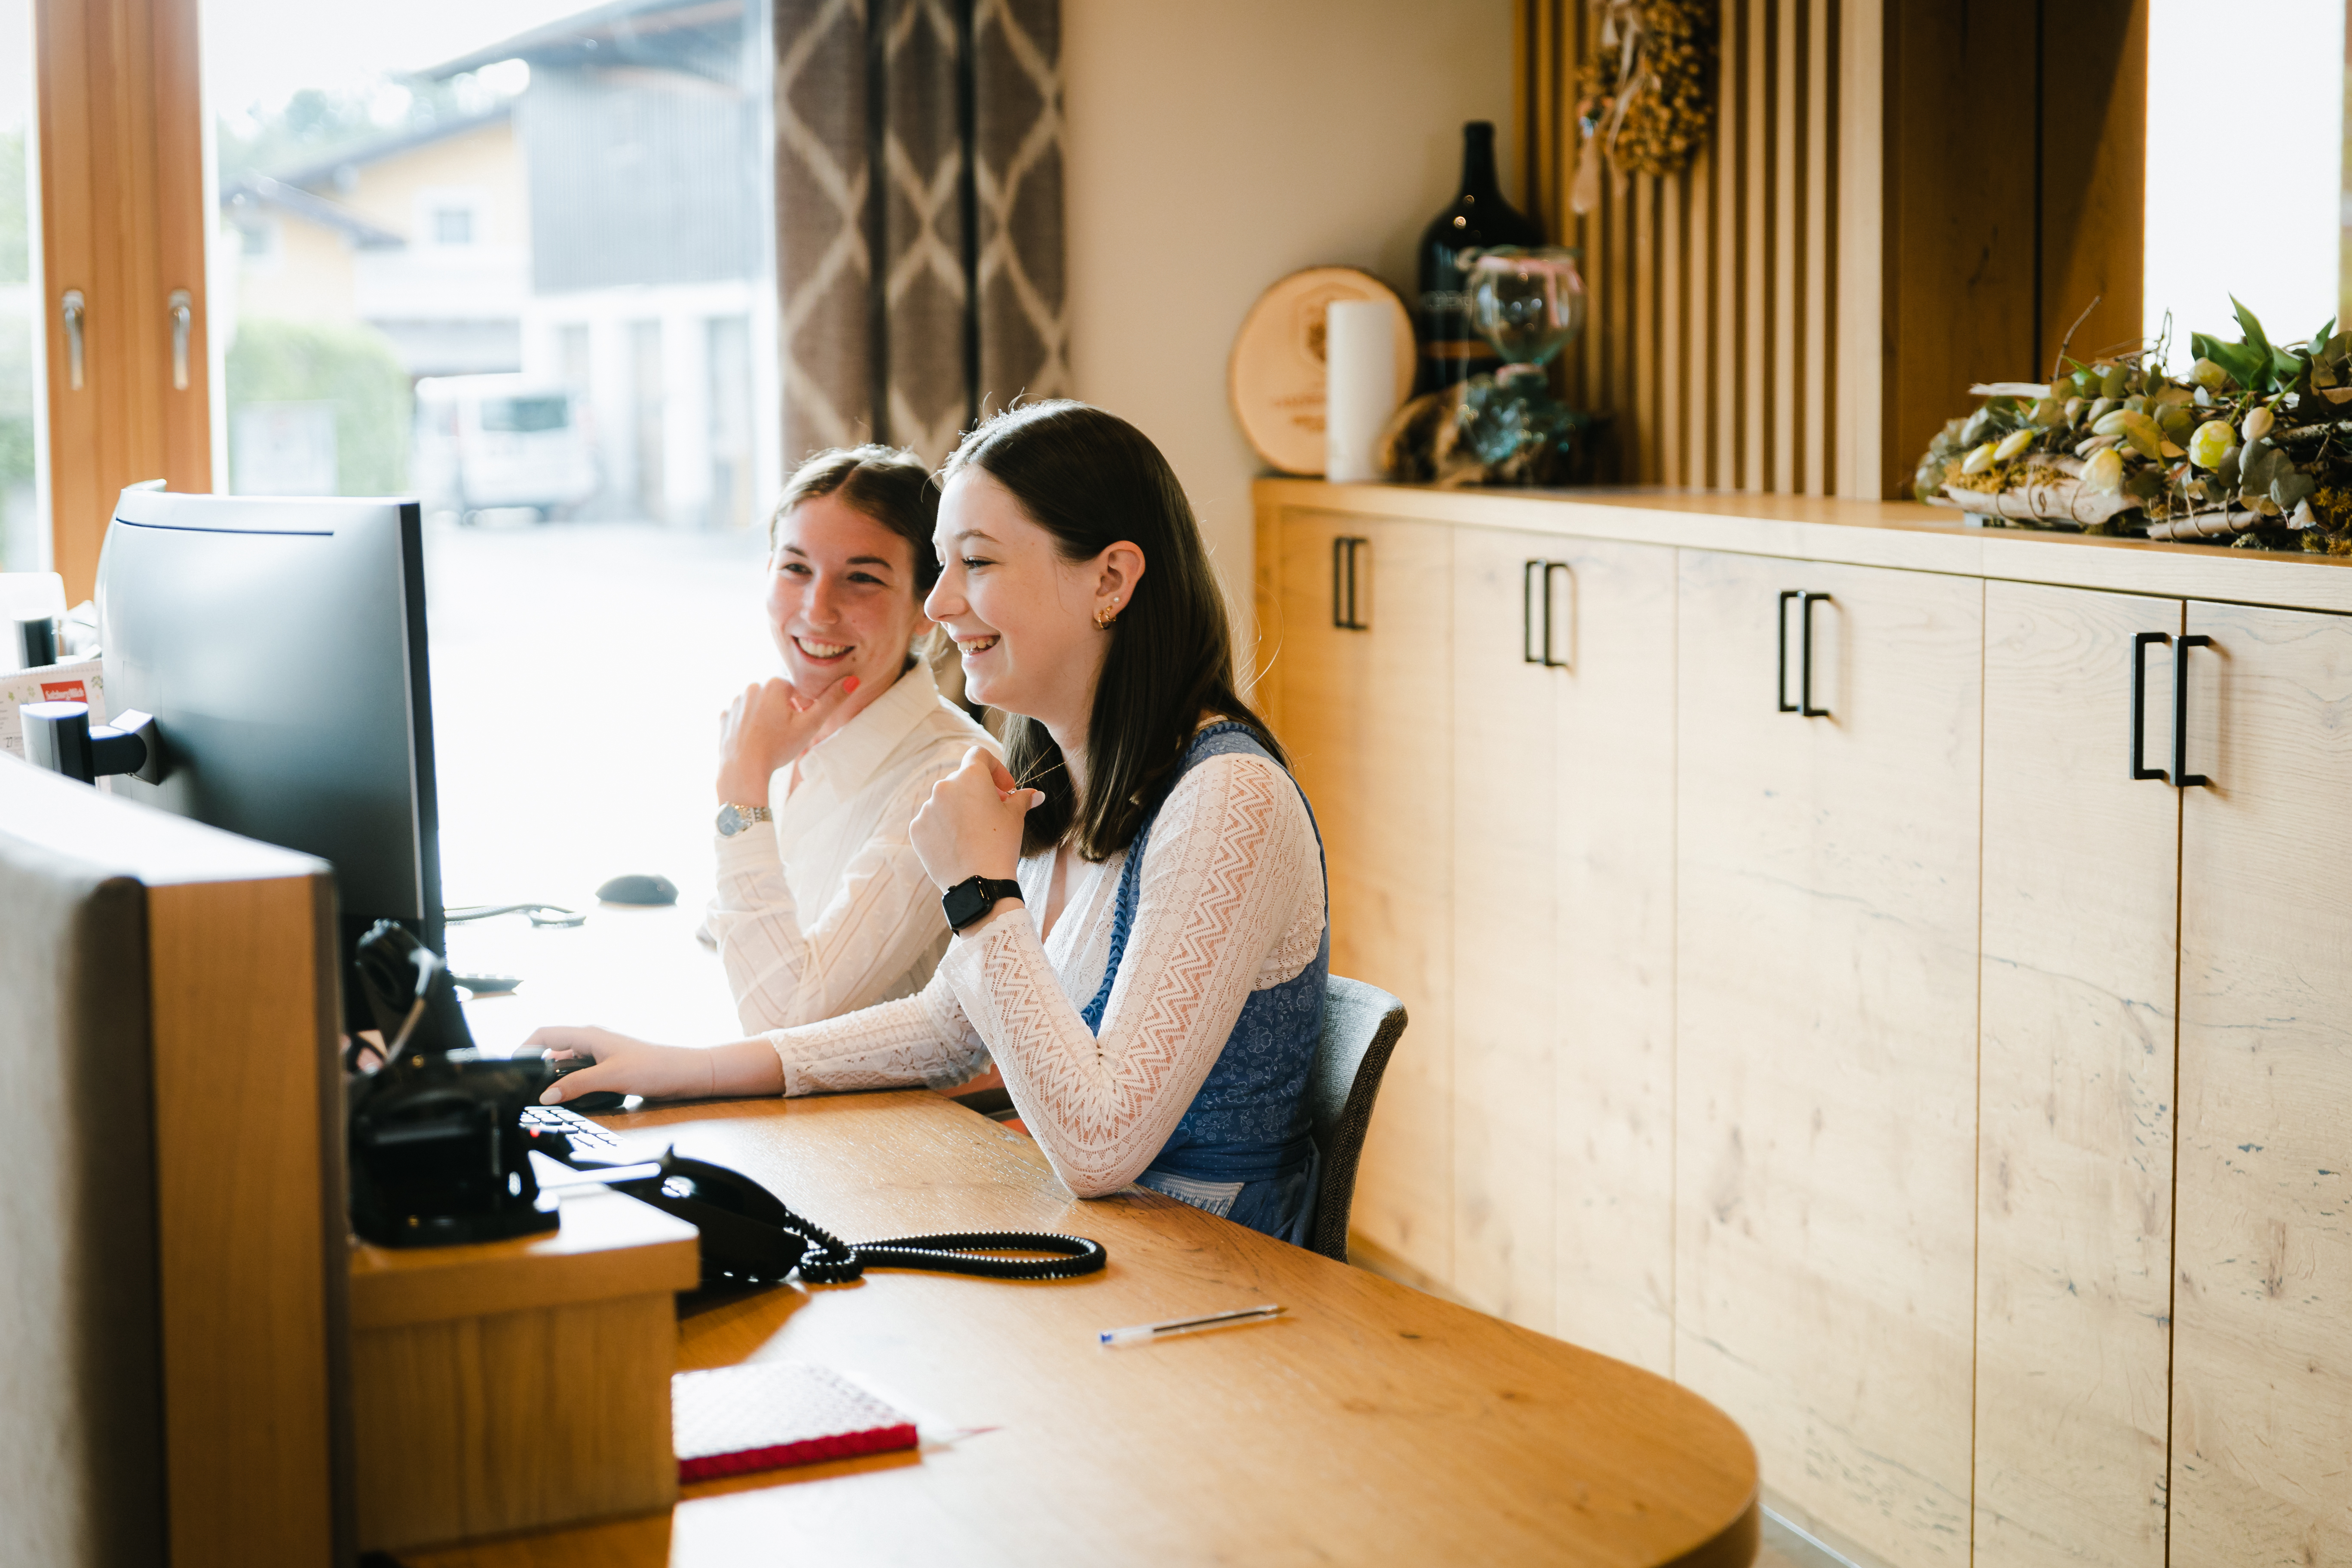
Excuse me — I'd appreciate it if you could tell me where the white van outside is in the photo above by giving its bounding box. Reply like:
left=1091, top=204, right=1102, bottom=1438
left=412, top=375, right=597, bottom=522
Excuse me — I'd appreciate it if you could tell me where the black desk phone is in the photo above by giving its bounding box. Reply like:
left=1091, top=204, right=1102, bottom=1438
left=344, top=921, right=1107, bottom=1284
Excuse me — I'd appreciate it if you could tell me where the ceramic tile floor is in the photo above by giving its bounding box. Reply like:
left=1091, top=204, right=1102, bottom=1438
left=1758, top=1511, right=1851, bottom=1568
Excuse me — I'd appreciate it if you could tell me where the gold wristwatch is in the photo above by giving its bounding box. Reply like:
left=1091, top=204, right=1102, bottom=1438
left=715, top=802, right=773, bottom=837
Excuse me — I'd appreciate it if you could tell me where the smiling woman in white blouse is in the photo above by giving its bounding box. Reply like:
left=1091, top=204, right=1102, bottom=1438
left=700, top=446, right=998, bottom=1034
left=534, top=403, right=1331, bottom=1246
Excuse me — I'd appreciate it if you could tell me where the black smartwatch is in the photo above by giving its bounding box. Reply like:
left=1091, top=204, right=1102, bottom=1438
left=942, top=875, right=1023, bottom=933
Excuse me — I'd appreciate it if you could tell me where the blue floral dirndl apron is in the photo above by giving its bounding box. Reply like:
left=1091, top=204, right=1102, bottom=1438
left=1078, top=723, right=1329, bottom=1247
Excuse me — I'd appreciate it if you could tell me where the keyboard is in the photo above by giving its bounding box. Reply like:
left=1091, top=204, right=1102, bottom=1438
left=520, top=1102, right=634, bottom=1162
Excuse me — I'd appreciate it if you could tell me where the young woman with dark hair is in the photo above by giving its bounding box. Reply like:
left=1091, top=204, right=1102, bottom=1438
left=532, top=403, right=1331, bottom=1246
left=700, top=444, right=998, bottom=1033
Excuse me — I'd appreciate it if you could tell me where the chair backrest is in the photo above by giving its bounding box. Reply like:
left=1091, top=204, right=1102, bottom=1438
left=1305, top=975, right=1409, bottom=1263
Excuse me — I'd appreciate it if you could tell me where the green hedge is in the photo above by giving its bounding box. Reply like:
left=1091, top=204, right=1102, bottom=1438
left=227, top=318, right=411, bottom=495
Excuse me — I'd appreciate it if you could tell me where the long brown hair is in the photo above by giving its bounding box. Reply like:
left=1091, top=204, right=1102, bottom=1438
left=941, top=401, right=1285, bottom=861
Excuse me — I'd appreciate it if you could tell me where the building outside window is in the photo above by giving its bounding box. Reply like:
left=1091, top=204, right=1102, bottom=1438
left=0, top=0, right=39, bottom=573
left=195, top=0, right=785, bottom=913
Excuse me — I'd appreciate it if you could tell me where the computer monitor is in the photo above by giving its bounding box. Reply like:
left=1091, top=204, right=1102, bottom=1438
left=97, top=487, right=442, bottom=1024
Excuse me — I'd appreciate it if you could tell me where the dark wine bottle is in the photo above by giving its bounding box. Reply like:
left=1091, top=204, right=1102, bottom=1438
left=1415, top=121, right=1545, bottom=396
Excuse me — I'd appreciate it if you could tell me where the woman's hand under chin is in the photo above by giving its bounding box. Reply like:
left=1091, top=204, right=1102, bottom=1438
left=911, top=746, right=1042, bottom=891
left=713, top=674, right=861, bottom=805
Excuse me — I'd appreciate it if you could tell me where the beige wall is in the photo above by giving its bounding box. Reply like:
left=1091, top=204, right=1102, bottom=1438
left=243, top=219, right=360, bottom=325
left=342, top=119, right=527, bottom=247
left=1062, top=0, right=1519, bottom=646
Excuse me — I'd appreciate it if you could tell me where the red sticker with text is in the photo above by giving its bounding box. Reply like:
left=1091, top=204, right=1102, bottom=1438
left=38, top=680, right=88, bottom=703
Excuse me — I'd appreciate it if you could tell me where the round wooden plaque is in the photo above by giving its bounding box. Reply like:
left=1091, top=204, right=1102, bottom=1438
left=1228, top=266, right=1415, bottom=476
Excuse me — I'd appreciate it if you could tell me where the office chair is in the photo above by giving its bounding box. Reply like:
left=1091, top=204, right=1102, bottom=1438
left=1306, top=975, right=1409, bottom=1264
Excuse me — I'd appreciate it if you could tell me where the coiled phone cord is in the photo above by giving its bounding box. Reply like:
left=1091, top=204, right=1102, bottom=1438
left=784, top=1216, right=1107, bottom=1283
left=575, top=1143, right=1112, bottom=1287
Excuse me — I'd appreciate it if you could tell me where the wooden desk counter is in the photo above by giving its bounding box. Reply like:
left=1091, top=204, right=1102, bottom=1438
left=398, top=1089, right=1759, bottom=1568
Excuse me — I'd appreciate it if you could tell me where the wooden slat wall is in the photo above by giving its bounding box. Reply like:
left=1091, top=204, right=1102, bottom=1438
left=1522, top=0, right=2144, bottom=502
left=1534, top=0, right=1850, bottom=494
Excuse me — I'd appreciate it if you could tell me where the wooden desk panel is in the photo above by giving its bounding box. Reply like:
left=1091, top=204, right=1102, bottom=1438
left=401, top=1091, right=1758, bottom=1568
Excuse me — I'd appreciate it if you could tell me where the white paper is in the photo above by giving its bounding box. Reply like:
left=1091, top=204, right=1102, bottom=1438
left=1324, top=300, right=1400, bottom=484
left=0, top=657, right=108, bottom=760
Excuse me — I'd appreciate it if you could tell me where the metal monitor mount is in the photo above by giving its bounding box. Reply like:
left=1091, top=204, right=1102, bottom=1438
left=21, top=701, right=166, bottom=786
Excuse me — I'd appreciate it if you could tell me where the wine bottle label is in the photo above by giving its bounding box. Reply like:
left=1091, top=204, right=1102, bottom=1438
left=1420, top=340, right=1497, bottom=360
left=1419, top=289, right=1472, bottom=313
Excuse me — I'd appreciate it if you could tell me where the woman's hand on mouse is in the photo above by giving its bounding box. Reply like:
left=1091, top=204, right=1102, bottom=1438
left=714, top=674, right=860, bottom=805
left=527, top=1026, right=786, bottom=1103
left=911, top=746, right=1042, bottom=892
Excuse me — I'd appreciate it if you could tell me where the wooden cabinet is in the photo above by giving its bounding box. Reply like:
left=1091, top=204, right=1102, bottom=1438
left=1975, top=584, right=2180, bottom=1568
left=2172, top=602, right=2352, bottom=1565
left=1448, top=526, right=1559, bottom=1330
left=1673, top=551, right=1984, bottom=1568
left=1443, top=528, right=1677, bottom=1363
left=1545, top=536, right=1678, bottom=1375
left=1267, top=510, right=1454, bottom=1285
left=1253, top=479, right=2352, bottom=1568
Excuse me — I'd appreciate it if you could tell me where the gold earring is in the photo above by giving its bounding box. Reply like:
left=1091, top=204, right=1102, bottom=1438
left=1095, top=601, right=1120, bottom=628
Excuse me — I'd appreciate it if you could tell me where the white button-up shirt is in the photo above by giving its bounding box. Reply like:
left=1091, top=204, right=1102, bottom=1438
left=703, top=660, right=999, bottom=1034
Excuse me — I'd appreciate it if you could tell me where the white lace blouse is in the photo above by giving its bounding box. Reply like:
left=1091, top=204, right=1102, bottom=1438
left=702, top=662, right=998, bottom=1034
left=763, top=748, right=1327, bottom=1199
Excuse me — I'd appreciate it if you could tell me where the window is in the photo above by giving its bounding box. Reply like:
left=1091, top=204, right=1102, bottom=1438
left=415, top=188, right=487, bottom=251
left=1, top=11, right=37, bottom=573
left=196, top=0, right=783, bottom=918
left=2145, top=0, right=2346, bottom=361
left=235, top=216, right=280, bottom=267
left=478, top=394, right=567, bottom=432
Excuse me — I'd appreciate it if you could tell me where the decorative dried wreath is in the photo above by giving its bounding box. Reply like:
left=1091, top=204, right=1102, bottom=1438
left=1572, top=0, right=1717, bottom=210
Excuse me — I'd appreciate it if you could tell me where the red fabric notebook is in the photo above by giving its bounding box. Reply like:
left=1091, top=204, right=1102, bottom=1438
left=672, top=1361, right=920, bottom=1483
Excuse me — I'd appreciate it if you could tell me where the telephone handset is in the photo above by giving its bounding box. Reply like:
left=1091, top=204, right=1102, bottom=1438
left=537, top=1133, right=1109, bottom=1289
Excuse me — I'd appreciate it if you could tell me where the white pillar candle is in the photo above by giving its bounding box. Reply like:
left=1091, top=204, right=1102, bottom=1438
left=1324, top=300, right=1400, bottom=483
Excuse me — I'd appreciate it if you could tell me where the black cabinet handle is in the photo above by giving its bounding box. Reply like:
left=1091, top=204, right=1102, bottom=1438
left=1332, top=537, right=1369, bottom=631
left=1525, top=560, right=1571, bottom=668
left=2131, top=631, right=2171, bottom=781
left=2173, top=633, right=2212, bottom=787
left=1544, top=561, right=1571, bottom=668
left=1800, top=592, right=1831, bottom=717
left=1776, top=591, right=1800, bottom=713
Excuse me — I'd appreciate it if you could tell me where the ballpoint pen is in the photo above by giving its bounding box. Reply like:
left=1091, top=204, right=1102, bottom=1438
left=1098, top=1304, right=1285, bottom=1347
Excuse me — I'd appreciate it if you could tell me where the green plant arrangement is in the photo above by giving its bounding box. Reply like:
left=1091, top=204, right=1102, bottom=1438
left=1916, top=301, right=2352, bottom=553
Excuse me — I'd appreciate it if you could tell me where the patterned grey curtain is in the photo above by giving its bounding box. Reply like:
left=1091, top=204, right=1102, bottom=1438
left=774, top=0, right=1067, bottom=467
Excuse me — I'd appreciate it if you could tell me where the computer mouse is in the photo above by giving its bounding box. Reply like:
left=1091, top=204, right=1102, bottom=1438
left=596, top=872, right=678, bottom=906
left=546, top=1052, right=628, bottom=1113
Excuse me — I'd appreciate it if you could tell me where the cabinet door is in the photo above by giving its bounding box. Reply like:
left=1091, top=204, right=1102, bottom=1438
left=1449, top=526, right=1558, bottom=1328
left=2172, top=602, right=2352, bottom=1565
left=1273, top=513, right=1454, bottom=1283
left=1549, top=536, right=1678, bottom=1375
left=1976, top=583, right=2180, bottom=1568
left=1674, top=551, right=1983, bottom=1568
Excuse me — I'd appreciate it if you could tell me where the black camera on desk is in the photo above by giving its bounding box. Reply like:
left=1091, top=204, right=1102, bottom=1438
left=345, top=920, right=562, bottom=1247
